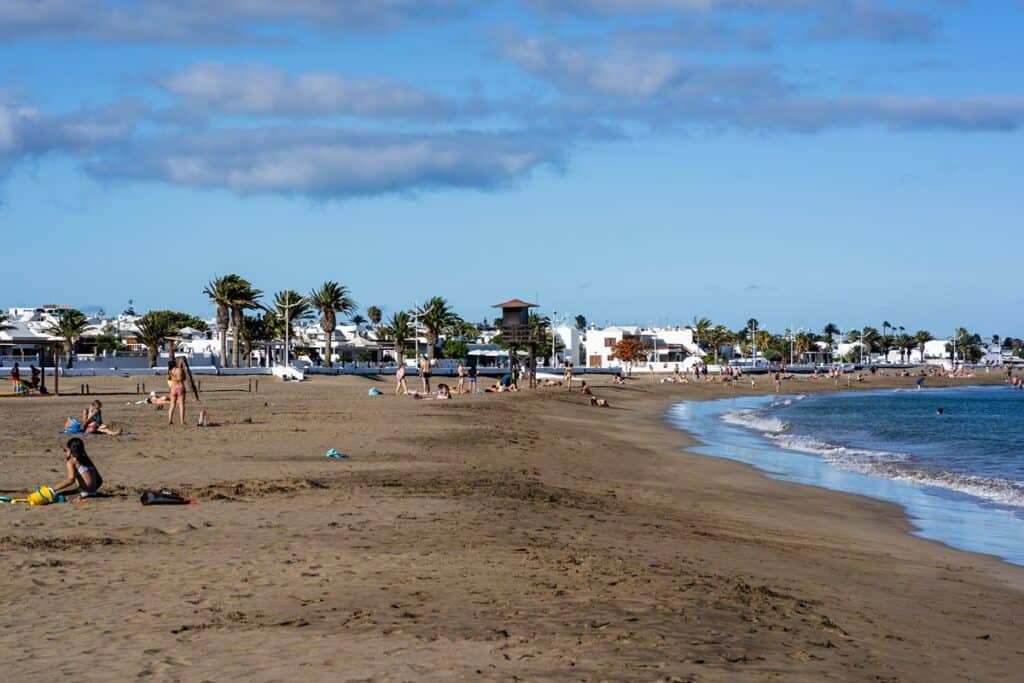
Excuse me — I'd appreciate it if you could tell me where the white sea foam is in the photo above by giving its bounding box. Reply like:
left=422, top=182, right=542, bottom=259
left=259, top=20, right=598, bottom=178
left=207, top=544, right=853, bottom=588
left=767, top=434, right=1024, bottom=509
left=720, top=409, right=788, bottom=434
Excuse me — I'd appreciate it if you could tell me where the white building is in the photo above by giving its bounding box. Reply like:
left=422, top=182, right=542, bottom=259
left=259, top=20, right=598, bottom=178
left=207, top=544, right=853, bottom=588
left=582, top=325, right=703, bottom=371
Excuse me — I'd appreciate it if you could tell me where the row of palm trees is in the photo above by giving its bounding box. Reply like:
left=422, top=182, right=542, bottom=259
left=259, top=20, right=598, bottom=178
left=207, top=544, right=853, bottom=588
left=203, top=276, right=475, bottom=368
left=688, top=317, right=943, bottom=365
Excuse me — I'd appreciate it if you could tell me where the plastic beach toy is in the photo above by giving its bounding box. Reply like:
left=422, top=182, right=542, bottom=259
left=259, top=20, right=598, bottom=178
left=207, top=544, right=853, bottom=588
left=325, top=448, right=348, bottom=459
left=27, top=486, right=60, bottom=505
left=368, top=388, right=382, bottom=396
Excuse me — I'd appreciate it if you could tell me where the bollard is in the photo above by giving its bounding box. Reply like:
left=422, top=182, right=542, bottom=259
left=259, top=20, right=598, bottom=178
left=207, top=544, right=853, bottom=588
left=255, top=379, right=259, bottom=394
left=198, top=380, right=202, bottom=392
left=86, top=383, right=90, bottom=395
left=248, top=378, right=252, bottom=393
left=80, top=384, right=84, bottom=395
left=136, top=382, right=140, bottom=394
left=142, top=382, right=145, bottom=393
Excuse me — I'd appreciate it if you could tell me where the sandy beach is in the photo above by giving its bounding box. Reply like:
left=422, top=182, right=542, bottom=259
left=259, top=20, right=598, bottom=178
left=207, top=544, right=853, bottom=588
left=1, top=371, right=1021, bottom=681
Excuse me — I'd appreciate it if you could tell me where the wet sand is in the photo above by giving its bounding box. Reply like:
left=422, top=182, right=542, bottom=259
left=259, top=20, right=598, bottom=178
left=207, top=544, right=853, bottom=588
left=0, top=370, right=1021, bottom=681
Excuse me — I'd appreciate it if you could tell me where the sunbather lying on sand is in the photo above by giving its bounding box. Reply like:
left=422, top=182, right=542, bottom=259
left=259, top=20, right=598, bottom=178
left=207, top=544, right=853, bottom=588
left=590, top=397, right=609, bottom=407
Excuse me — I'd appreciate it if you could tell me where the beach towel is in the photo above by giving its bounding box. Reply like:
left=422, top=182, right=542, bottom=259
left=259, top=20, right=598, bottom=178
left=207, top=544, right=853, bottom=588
left=140, top=490, right=198, bottom=505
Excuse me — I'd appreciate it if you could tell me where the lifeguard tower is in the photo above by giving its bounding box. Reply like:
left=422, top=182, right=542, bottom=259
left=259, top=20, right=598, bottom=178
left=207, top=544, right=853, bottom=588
left=493, top=298, right=540, bottom=388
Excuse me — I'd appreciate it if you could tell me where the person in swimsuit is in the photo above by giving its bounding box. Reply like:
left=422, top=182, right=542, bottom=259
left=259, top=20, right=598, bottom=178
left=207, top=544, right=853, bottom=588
left=564, top=362, right=574, bottom=392
left=467, top=363, right=478, bottom=393
left=64, top=400, right=121, bottom=435
left=10, top=362, right=22, bottom=392
left=455, top=362, right=467, bottom=394
left=419, top=355, right=432, bottom=393
left=395, top=364, right=409, bottom=395
left=167, top=358, right=187, bottom=426
left=52, top=437, right=103, bottom=501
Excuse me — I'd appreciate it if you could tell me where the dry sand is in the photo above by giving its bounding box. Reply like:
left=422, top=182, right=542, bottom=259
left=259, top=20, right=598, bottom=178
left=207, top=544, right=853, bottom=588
left=0, top=371, right=1021, bottom=681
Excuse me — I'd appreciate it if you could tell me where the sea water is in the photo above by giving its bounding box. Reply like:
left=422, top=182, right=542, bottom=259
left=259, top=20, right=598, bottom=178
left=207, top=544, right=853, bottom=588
left=668, top=386, right=1024, bottom=566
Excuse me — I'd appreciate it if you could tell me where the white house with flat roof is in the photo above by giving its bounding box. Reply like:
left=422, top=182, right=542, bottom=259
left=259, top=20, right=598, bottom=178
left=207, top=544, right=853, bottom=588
left=582, top=325, right=704, bottom=371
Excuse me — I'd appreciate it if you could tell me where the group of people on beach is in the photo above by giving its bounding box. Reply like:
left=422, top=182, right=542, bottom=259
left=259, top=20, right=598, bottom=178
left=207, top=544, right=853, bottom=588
left=7, top=362, right=42, bottom=394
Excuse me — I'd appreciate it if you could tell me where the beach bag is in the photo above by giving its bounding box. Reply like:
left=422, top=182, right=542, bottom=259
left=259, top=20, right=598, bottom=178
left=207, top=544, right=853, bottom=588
left=139, top=490, right=197, bottom=506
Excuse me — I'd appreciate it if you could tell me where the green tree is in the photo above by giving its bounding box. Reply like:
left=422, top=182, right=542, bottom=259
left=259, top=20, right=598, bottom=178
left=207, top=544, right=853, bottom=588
left=203, top=274, right=245, bottom=369
left=416, top=296, right=460, bottom=361
left=574, top=314, right=587, bottom=331
left=914, top=330, right=933, bottom=363
left=309, top=281, right=355, bottom=368
left=225, top=277, right=262, bottom=368
left=135, top=310, right=200, bottom=368
left=94, top=334, right=124, bottom=355
left=45, top=309, right=89, bottom=368
left=705, top=325, right=730, bottom=364
left=691, top=317, right=712, bottom=352
left=379, top=311, right=414, bottom=365
left=823, top=323, right=840, bottom=346
left=239, top=313, right=275, bottom=367
left=441, top=339, right=469, bottom=360
left=272, top=290, right=311, bottom=362
left=366, top=306, right=383, bottom=326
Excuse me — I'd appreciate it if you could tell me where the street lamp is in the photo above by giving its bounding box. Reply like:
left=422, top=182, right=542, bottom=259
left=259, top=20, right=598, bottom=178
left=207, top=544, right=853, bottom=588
left=279, top=296, right=308, bottom=368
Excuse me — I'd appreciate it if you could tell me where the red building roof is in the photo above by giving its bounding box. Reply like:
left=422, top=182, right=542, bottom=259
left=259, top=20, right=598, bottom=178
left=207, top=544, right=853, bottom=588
left=491, top=299, right=538, bottom=309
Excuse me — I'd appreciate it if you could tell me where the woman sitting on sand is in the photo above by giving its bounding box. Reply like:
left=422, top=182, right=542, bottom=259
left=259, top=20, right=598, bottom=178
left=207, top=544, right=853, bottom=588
left=52, top=437, right=104, bottom=501
left=64, top=400, right=121, bottom=436
left=437, top=383, right=452, bottom=400
left=580, top=380, right=592, bottom=395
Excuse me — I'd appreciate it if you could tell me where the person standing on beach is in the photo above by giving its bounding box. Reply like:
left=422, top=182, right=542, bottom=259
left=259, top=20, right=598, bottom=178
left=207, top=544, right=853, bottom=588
left=564, top=361, right=574, bottom=391
left=419, top=354, right=432, bottom=393
left=395, top=364, right=409, bottom=395
left=456, top=361, right=467, bottom=394
left=10, top=362, right=20, bottom=392
left=167, top=358, right=187, bottom=426
left=649, top=364, right=655, bottom=384
left=773, top=371, right=782, bottom=394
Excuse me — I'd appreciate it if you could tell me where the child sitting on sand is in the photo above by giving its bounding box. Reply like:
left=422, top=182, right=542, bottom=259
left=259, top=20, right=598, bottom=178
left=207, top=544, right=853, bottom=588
left=64, top=400, right=121, bottom=436
left=51, top=437, right=104, bottom=501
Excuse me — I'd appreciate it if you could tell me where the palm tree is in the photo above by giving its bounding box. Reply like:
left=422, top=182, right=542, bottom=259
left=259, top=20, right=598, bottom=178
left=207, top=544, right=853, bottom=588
left=239, top=313, right=275, bottom=367
left=882, top=320, right=892, bottom=338
left=203, top=274, right=244, bottom=369
left=227, top=278, right=262, bottom=368
left=915, top=330, right=933, bottom=364
left=135, top=312, right=175, bottom=368
left=860, top=327, right=880, bottom=361
left=350, top=313, right=367, bottom=331
left=416, top=296, right=459, bottom=361
left=309, top=281, right=355, bottom=368
left=272, top=290, right=307, bottom=348
left=379, top=311, right=414, bottom=365
left=366, top=306, right=382, bottom=327
left=706, top=324, right=729, bottom=364
left=46, top=309, right=89, bottom=369
left=822, top=323, right=840, bottom=345
left=574, top=315, right=587, bottom=331
left=692, top=317, right=712, bottom=350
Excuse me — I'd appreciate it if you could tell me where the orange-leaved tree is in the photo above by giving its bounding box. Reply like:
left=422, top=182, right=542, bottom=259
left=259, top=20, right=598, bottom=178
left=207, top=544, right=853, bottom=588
left=610, top=337, right=649, bottom=376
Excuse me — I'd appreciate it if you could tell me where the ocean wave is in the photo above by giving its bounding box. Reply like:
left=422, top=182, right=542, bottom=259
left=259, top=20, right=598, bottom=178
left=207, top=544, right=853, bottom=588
left=767, top=434, right=1024, bottom=509
left=720, top=409, right=788, bottom=434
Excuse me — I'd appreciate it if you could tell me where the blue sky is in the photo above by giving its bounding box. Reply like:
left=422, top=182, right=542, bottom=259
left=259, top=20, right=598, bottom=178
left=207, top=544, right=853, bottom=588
left=1, top=0, right=1022, bottom=337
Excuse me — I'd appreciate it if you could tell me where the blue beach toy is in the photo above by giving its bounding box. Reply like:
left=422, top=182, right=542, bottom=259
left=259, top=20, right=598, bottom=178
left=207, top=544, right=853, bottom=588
left=325, top=448, right=348, bottom=459
left=368, top=388, right=382, bottom=396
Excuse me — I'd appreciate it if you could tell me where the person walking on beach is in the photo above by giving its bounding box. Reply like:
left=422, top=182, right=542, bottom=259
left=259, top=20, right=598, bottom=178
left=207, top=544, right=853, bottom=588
left=773, top=371, right=782, bottom=394
left=167, top=358, right=187, bottom=426
left=395, top=364, right=409, bottom=395
left=419, top=354, right=432, bottom=393
left=564, top=361, right=574, bottom=391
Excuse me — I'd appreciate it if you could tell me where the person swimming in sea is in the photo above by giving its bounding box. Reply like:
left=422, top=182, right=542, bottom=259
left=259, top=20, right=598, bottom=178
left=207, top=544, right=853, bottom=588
left=936, top=407, right=944, bottom=416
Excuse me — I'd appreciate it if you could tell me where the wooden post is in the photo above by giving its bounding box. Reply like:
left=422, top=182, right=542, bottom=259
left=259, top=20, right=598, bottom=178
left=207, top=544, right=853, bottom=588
left=53, top=344, right=59, bottom=396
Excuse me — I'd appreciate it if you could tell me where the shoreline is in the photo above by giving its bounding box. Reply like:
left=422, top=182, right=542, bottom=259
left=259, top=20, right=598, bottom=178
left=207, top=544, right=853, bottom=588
left=1, top=371, right=1022, bottom=679
left=666, top=387, right=1024, bottom=567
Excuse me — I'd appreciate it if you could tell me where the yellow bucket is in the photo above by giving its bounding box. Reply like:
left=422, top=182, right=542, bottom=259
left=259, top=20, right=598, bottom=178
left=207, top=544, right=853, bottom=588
left=27, top=487, right=57, bottom=506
